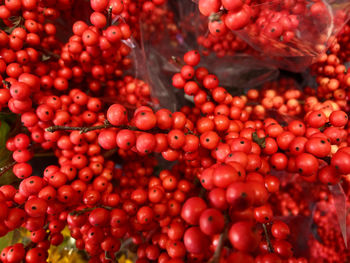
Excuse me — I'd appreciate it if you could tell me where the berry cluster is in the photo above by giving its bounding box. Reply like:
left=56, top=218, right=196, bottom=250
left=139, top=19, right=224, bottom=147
left=0, top=0, right=349, bottom=262
left=197, top=27, right=252, bottom=57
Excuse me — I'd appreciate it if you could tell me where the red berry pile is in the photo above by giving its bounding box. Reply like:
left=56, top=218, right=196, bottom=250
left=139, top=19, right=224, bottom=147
left=0, top=0, right=349, bottom=262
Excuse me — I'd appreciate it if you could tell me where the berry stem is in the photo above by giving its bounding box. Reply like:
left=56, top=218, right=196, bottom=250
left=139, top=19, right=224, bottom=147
left=103, top=148, right=118, bottom=158
left=104, top=250, right=112, bottom=260
left=37, top=47, right=60, bottom=60
left=209, top=229, right=228, bottom=263
left=2, top=80, right=11, bottom=89
left=209, top=218, right=229, bottom=263
left=208, top=9, right=227, bottom=22
left=69, top=207, right=95, bottom=215
left=107, top=6, right=113, bottom=27
left=171, top=56, right=184, bottom=67
left=262, top=223, right=274, bottom=253
left=69, top=205, right=113, bottom=215
left=46, top=122, right=170, bottom=134
left=25, top=242, right=36, bottom=250
left=33, top=152, right=55, bottom=158
left=45, top=122, right=114, bottom=133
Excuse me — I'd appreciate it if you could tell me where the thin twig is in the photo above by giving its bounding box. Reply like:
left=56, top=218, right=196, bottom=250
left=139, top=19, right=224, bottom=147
left=37, top=47, right=60, bottom=60
left=107, top=6, right=113, bottom=27
left=2, top=80, right=11, bottom=89
left=45, top=123, right=114, bottom=133
left=171, top=56, right=184, bottom=67
left=69, top=206, right=113, bottom=216
left=45, top=123, right=169, bottom=134
left=103, top=148, right=118, bottom=158
left=209, top=214, right=229, bottom=263
left=208, top=228, right=228, bottom=263
left=208, top=9, right=227, bottom=22
left=263, top=223, right=274, bottom=253
left=33, top=152, right=55, bottom=158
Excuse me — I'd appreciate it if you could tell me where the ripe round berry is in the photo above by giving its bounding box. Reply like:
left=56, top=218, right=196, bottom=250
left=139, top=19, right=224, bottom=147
left=107, top=104, right=127, bottom=126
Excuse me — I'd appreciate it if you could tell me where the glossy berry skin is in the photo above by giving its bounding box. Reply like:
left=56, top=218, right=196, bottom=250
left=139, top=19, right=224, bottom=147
left=181, top=197, right=207, bottom=225
left=306, top=110, right=327, bottom=128
left=199, top=208, right=225, bottom=235
left=183, top=227, right=209, bottom=254
left=24, top=198, right=48, bottom=218
left=222, top=0, right=244, bottom=11
left=271, top=220, right=290, bottom=239
left=107, top=104, right=127, bottom=126
left=183, top=50, right=201, bottom=66
left=318, top=165, right=340, bottom=185
left=228, top=221, right=260, bottom=252
left=225, top=7, right=251, bottom=31
left=137, top=206, right=154, bottom=224
left=273, top=240, right=293, bottom=259
left=329, top=110, right=348, bottom=127
left=6, top=243, right=25, bottom=262
left=198, top=0, right=221, bottom=16
left=226, top=182, right=253, bottom=211
left=134, top=110, right=157, bottom=130
left=331, top=150, right=350, bottom=174
left=25, top=247, right=47, bottom=263
left=116, top=129, right=136, bottom=150
left=254, top=205, right=273, bottom=223
left=88, top=208, right=110, bottom=227
left=305, top=137, right=331, bottom=158
left=213, top=164, right=239, bottom=188
left=295, top=153, right=319, bottom=176
left=98, top=130, right=117, bottom=150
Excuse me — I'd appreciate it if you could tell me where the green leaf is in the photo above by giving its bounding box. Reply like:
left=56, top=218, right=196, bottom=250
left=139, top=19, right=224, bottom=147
left=0, top=112, right=21, bottom=138
left=0, top=149, right=16, bottom=186
left=0, top=228, right=30, bottom=252
left=0, top=166, right=16, bottom=186
left=0, top=120, right=10, bottom=148
left=0, top=231, right=14, bottom=252
left=252, top=131, right=266, bottom=149
left=2, top=80, right=11, bottom=89
left=0, top=113, right=21, bottom=186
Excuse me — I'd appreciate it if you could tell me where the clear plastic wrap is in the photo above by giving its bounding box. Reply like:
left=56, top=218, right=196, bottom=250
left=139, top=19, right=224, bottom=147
left=328, top=183, right=347, bottom=247
left=138, top=0, right=279, bottom=109
left=192, top=0, right=350, bottom=71
left=268, top=166, right=350, bottom=261
left=198, top=54, right=280, bottom=92
left=264, top=94, right=350, bottom=254
left=235, top=0, right=350, bottom=71
left=139, top=9, right=187, bottom=111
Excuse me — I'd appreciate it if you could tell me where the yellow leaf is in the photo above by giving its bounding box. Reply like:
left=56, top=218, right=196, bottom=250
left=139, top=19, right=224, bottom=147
left=118, top=254, right=126, bottom=263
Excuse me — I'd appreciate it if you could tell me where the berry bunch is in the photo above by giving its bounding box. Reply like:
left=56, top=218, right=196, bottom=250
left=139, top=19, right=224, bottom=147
left=0, top=0, right=349, bottom=262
